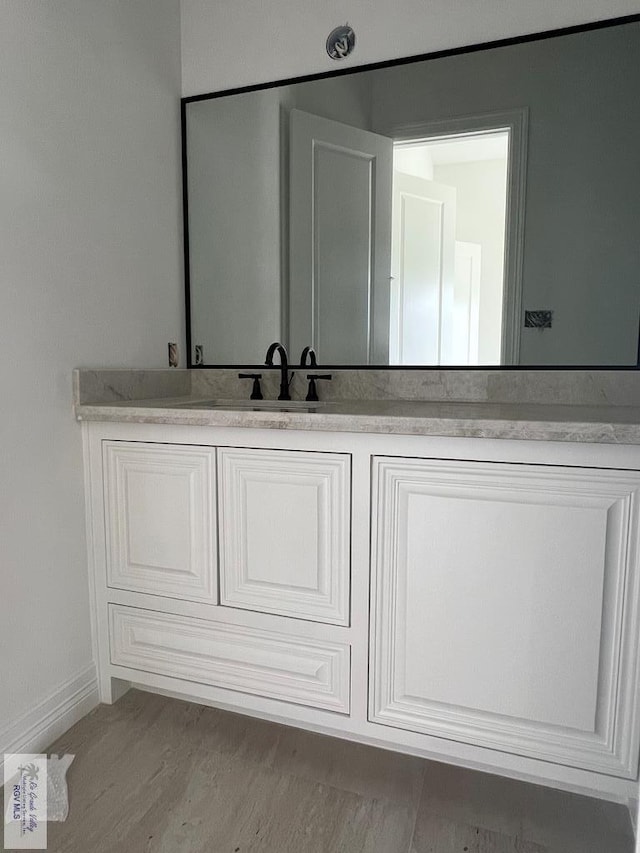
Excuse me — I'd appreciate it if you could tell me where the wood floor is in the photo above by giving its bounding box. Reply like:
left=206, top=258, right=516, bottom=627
left=32, top=689, right=635, bottom=853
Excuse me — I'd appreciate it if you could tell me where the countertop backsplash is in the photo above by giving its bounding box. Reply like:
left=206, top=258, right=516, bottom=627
left=74, top=367, right=640, bottom=408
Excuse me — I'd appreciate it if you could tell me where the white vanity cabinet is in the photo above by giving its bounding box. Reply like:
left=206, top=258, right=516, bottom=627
left=369, top=456, right=640, bottom=778
left=83, top=421, right=640, bottom=805
left=90, top=434, right=353, bottom=715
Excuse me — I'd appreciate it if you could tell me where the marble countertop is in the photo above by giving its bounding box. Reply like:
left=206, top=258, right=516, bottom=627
left=74, top=396, right=640, bottom=444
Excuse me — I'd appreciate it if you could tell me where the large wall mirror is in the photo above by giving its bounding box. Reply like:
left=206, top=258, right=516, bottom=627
left=183, top=17, right=640, bottom=368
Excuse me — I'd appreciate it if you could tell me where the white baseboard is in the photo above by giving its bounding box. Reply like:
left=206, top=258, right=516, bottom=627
left=0, top=664, right=98, bottom=775
left=628, top=796, right=638, bottom=841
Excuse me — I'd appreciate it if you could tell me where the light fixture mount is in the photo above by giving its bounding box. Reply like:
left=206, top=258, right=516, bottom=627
left=326, top=25, right=356, bottom=60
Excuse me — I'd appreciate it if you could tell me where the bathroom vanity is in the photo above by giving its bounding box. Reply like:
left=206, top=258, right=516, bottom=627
left=76, top=12, right=640, bottom=815
left=76, top=371, right=640, bottom=806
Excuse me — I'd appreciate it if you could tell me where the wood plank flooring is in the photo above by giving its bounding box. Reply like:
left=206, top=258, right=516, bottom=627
left=21, top=689, right=634, bottom=853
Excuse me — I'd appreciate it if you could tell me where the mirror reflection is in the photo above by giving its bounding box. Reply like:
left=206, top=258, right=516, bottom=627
left=185, top=20, right=640, bottom=367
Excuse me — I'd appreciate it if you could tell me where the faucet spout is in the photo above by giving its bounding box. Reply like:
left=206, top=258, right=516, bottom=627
left=265, top=341, right=288, bottom=367
left=265, top=342, right=292, bottom=401
left=299, top=346, right=317, bottom=367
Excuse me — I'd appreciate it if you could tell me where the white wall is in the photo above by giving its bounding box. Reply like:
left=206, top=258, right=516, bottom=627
left=394, top=147, right=434, bottom=181
left=0, top=1, right=182, bottom=743
left=188, top=91, right=283, bottom=363
left=180, top=0, right=640, bottom=96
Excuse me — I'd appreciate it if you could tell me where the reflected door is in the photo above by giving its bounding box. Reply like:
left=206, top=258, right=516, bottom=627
left=453, top=240, right=482, bottom=365
left=289, top=110, right=393, bottom=364
left=390, top=172, right=457, bottom=365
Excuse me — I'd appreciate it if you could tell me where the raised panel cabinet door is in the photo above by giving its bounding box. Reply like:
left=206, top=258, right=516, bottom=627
left=104, top=442, right=217, bottom=603
left=218, top=448, right=351, bottom=625
left=370, top=457, right=640, bottom=778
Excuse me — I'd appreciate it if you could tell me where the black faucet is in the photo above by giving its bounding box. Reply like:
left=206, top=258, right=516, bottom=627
left=299, top=346, right=318, bottom=367
left=265, top=342, right=293, bottom=401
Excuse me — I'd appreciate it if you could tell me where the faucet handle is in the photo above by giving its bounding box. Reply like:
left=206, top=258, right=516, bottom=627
left=305, top=374, right=332, bottom=402
left=238, top=373, right=263, bottom=400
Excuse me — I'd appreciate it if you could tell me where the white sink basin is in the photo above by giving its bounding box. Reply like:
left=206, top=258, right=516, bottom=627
left=176, top=398, right=325, bottom=412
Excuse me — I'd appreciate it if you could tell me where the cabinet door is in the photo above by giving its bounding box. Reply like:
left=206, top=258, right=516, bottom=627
left=104, top=442, right=217, bottom=603
left=370, top=457, right=640, bottom=777
left=218, top=448, right=351, bottom=624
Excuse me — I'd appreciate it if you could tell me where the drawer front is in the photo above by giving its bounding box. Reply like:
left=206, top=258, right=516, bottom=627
left=109, top=605, right=350, bottom=713
left=218, top=448, right=351, bottom=625
left=104, top=442, right=217, bottom=603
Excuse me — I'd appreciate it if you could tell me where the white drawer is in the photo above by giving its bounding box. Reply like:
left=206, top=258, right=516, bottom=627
left=109, top=604, right=350, bottom=714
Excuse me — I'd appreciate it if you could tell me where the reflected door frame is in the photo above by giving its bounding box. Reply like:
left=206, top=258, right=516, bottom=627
left=380, top=109, right=528, bottom=366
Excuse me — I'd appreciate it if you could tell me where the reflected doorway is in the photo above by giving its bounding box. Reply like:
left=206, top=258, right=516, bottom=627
left=390, top=130, right=510, bottom=366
